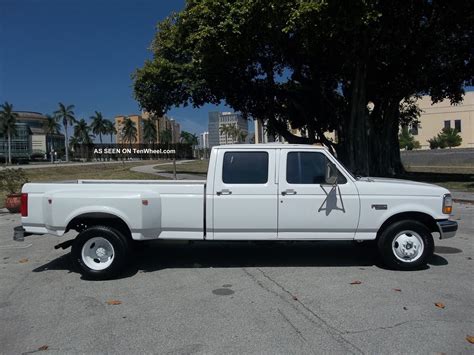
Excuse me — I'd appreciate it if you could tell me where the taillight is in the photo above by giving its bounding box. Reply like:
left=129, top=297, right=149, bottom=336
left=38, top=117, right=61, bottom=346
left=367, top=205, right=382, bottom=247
left=20, top=193, right=28, bottom=217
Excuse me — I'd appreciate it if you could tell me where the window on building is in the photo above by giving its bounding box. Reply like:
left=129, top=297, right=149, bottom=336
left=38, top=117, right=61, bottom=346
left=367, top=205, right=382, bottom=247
left=410, top=123, right=419, bottom=136
left=455, top=119, right=461, bottom=132
left=286, top=152, right=346, bottom=184
left=444, top=120, right=451, bottom=129
left=222, top=151, right=268, bottom=184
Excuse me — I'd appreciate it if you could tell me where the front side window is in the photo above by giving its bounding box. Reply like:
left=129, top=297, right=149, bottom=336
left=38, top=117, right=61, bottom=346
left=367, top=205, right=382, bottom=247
left=286, top=152, right=346, bottom=184
left=222, top=151, right=268, bottom=184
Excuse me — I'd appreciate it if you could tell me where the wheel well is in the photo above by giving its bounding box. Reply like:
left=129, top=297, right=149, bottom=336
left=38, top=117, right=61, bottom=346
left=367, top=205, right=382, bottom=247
left=66, top=213, right=132, bottom=239
left=377, top=212, right=439, bottom=239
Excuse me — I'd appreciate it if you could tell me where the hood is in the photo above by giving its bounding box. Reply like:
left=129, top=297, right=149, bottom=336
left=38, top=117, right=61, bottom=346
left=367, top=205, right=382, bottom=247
left=355, top=177, right=450, bottom=196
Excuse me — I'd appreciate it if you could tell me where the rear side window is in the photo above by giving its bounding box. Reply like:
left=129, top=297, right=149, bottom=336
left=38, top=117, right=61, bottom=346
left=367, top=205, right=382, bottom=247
left=286, top=152, right=346, bottom=184
left=223, top=151, right=268, bottom=184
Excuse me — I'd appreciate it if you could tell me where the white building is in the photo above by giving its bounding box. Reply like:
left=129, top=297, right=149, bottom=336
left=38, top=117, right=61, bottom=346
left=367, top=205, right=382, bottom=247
left=208, top=111, right=248, bottom=147
left=199, top=131, right=209, bottom=149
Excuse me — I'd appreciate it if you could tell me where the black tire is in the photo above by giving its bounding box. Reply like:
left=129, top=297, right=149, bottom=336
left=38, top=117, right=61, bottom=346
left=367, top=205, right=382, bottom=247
left=377, top=220, right=434, bottom=270
left=71, top=225, right=129, bottom=280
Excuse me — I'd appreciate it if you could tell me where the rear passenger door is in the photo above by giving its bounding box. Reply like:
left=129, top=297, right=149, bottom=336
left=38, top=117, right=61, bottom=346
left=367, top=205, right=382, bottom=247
left=212, top=149, right=278, bottom=240
left=278, top=149, right=360, bottom=239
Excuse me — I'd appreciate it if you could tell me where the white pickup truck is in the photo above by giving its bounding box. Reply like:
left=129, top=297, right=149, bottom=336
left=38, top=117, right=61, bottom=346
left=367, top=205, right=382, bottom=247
left=14, top=144, right=457, bottom=279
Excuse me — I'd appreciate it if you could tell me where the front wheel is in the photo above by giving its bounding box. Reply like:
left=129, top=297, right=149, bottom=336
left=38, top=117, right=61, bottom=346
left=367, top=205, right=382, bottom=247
left=378, top=220, right=434, bottom=270
left=71, top=225, right=129, bottom=280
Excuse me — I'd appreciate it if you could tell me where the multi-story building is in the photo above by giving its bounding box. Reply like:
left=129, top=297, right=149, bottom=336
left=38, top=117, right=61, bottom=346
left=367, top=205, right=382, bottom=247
left=208, top=111, right=248, bottom=148
left=0, top=111, right=65, bottom=160
left=170, top=119, right=181, bottom=144
left=410, top=92, right=474, bottom=149
left=115, top=112, right=181, bottom=144
left=198, top=131, right=209, bottom=149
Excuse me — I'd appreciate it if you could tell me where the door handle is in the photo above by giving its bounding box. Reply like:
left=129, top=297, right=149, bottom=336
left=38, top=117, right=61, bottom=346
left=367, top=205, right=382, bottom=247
left=217, top=189, right=232, bottom=196
left=281, top=189, right=297, bottom=196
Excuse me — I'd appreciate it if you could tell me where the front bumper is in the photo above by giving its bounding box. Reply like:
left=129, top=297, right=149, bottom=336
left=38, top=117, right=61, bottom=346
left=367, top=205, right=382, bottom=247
left=437, top=220, right=458, bottom=239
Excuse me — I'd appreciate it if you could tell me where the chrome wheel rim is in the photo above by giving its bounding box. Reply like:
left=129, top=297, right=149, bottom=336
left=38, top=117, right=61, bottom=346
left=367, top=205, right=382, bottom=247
left=392, top=230, right=424, bottom=263
left=81, top=237, right=115, bottom=271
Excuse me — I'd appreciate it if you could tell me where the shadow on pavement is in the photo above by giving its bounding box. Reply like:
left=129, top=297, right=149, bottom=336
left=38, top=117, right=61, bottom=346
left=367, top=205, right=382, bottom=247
left=33, top=240, right=449, bottom=279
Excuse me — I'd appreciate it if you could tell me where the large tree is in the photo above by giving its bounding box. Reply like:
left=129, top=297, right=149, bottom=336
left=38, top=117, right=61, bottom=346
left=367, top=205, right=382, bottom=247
left=43, top=115, right=61, bottom=162
left=104, top=119, right=117, bottom=143
left=90, top=111, right=107, bottom=143
left=121, top=117, right=138, bottom=147
left=73, top=119, right=93, bottom=144
left=0, top=102, right=18, bottom=165
left=180, top=131, right=198, bottom=146
left=134, top=0, right=473, bottom=176
left=54, top=103, right=76, bottom=162
left=143, top=118, right=158, bottom=144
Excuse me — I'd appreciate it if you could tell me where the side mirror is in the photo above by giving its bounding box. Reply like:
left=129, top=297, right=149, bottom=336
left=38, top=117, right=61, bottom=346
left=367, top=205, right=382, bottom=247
left=325, top=163, right=337, bottom=185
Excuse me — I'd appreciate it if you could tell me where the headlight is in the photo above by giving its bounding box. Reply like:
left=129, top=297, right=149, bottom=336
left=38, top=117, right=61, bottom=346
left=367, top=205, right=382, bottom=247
left=442, top=194, right=453, bottom=214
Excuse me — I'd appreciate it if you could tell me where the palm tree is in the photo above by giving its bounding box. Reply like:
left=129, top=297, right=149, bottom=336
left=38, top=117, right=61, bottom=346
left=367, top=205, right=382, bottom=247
left=219, top=124, right=231, bottom=144
left=104, top=120, right=116, bottom=143
left=441, top=127, right=462, bottom=148
left=43, top=115, right=61, bottom=162
left=143, top=119, right=157, bottom=144
left=238, top=129, right=248, bottom=143
left=180, top=131, right=199, bottom=146
left=159, top=129, right=172, bottom=144
left=0, top=102, right=19, bottom=165
left=90, top=111, right=107, bottom=143
left=190, top=133, right=198, bottom=147
left=54, top=103, right=76, bottom=162
left=73, top=119, right=93, bottom=144
left=229, top=125, right=239, bottom=143
left=122, top=117, right=137, bottom=148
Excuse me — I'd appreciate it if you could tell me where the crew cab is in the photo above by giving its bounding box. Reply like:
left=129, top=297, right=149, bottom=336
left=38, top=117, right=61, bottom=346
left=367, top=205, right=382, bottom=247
left=14, top=144, right=457, bottom=279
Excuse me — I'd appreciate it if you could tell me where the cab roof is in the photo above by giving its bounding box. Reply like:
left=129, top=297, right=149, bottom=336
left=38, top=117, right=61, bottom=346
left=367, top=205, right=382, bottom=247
left=213, top=143, right=327, bottom=150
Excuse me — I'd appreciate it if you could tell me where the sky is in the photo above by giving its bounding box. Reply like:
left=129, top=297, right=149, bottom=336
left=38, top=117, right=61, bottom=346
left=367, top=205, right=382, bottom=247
left=0, top=0, right=232, bottom=141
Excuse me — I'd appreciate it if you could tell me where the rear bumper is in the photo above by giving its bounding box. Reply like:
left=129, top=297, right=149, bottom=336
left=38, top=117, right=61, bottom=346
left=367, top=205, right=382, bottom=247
left=437, top=220, right=458, bottom=239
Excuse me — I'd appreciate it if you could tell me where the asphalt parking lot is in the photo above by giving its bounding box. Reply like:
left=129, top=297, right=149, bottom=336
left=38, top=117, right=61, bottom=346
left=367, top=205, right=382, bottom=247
left=1, top=203, right=473, bottom=354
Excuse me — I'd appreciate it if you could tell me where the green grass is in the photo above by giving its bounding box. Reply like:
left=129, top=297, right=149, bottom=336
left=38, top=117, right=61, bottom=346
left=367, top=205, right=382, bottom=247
left=154, top=159, right=209, bottom=175
left=26, top=160, right=167, bottom=182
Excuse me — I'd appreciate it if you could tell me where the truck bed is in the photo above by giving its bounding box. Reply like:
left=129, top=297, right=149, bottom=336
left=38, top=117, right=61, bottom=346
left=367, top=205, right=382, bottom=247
left=21, top=180, right=206, bottom=240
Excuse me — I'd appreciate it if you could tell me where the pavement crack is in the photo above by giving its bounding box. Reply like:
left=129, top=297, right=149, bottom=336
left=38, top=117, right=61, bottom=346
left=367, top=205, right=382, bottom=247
left=344, top=319, right=474, bottom=334
left=277, top=308, right=309, bottom=344
left=243, top=267, right=364, bottom=355
left=343, top=319, right=421, bottom=334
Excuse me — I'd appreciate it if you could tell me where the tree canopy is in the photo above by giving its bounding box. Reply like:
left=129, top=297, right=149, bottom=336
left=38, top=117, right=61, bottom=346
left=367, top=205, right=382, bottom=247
left=134, top=0, right=473, bottom=175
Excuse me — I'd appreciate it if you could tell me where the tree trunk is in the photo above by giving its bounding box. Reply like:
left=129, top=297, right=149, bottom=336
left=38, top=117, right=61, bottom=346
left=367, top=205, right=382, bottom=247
left=367, top=98, right=404, bottom=176
left=50, top=135, right=54, bottom=163
left=345, top=58, right=369, bottom=176
left=64, top=123, right=69, bottom=162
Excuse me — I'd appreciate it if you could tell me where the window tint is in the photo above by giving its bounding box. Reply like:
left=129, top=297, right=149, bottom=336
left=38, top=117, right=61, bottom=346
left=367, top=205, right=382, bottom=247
left=223, top=151, right=268, bottom=184
left=286, top=152, right=346, bottom=184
